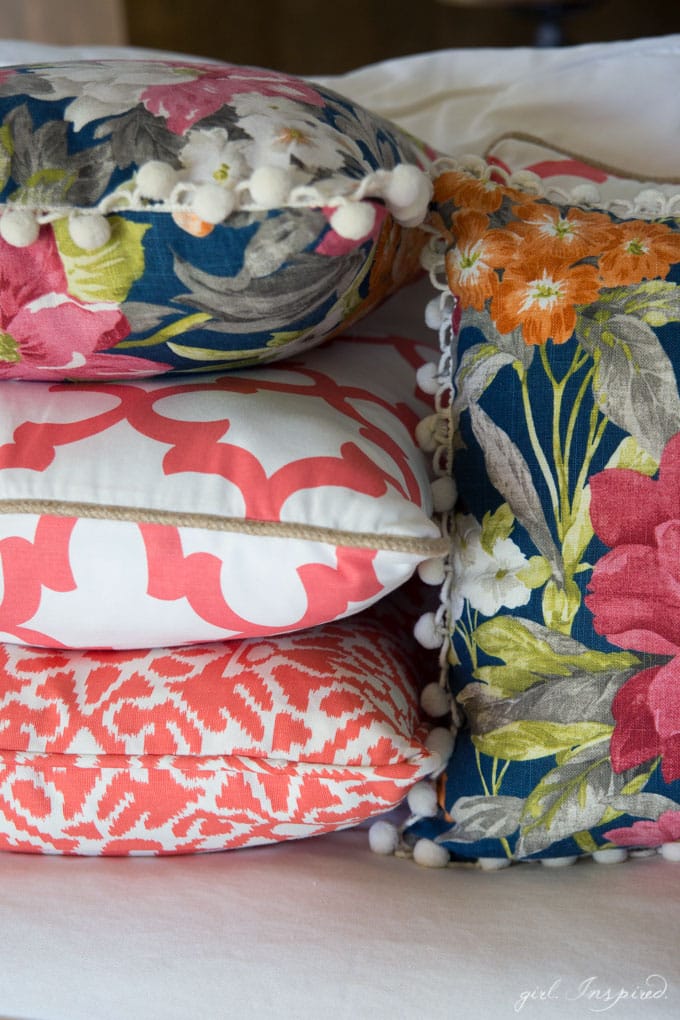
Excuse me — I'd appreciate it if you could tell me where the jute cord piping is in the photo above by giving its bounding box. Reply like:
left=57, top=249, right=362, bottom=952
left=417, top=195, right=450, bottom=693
left=0, top=499, right=449, bottom=555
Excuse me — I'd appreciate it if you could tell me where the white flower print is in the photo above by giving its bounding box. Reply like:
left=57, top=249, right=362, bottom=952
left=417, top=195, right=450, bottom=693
left=451, top=514, right=531, bottom=619
left=179, top=128, right=248, bottom=188
left=233, top=93, right=362, bottom=171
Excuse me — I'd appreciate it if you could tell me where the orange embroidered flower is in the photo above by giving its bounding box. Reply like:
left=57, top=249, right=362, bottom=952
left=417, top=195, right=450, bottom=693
left=508, top=202, right=613, bottom=263
left=492, top=258, right=601, bottom=345
left=434, top=169, right=514, bottom=215
left=598, top=219, right=680, bottom=287
left=445, top=210, right=518, bottom=310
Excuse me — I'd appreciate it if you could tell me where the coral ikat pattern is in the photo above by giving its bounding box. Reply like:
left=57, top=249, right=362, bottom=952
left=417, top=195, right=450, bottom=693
left=0, top=59, right=432, bottom=379
left=409, top=159, right=680, bottom=861
left=0, top=333, right=444, bottom=649
left=0, top=590, right=437, bottom=854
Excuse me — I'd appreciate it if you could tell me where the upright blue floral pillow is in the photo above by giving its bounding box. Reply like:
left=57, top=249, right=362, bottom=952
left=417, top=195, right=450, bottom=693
left=0, top=59, right=433, bottom=379
left=408, top=158, right=680, bottom=865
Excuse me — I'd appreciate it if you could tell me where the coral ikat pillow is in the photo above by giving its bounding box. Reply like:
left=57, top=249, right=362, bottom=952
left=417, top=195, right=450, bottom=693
left=408, top=157, right=680, bottom=864
left=0, top=59, right=434, bottom=379
left=0, top=588, right=438, bottom=854
left=0, top=331, right=446, bottom=649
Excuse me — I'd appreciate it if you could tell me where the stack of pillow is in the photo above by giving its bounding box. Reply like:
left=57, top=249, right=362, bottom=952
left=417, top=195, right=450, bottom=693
left=0, top=58, right=454, bottom=854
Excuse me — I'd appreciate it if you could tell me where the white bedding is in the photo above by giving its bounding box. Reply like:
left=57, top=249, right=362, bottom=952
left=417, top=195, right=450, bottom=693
left=1, top=34, right=680, bottom=1020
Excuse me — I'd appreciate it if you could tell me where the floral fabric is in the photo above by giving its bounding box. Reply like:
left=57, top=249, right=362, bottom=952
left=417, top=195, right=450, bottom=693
left=0, top=59, right=431, bottom=379
left=410, top=161, right=680, bottom=860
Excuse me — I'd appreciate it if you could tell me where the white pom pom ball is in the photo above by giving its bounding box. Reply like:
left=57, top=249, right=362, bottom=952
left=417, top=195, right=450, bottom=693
left=592, top=848, right=628, bottom=865
left=431, top=475, right=457, bottom=513
left=248, top=165, right=291, bottom=209
left=424, top=297, right=444, bottom=332
left=426, top=726, right=455, bottom=766
left=413, top=838, right=450, bottom=868
left=68, top=213, right=111, bottom=251
left=420, top=682, right=450, bottom=718
left=329, top=201, right=376, bottom=240
left=417, top=557, right=446, bottom=586
left=0, top=208, right=40, bottom=248
left=413, top=611, right=440, bottom=650
left=478, top=857, right=512, bottom=871
left=192, top=182, right=235, bottom=225
left=407, top=782, right=439, bottom=818
left=384, top=164, right=432, bottom=226
left=416, top=360, right=440, bottom=395
left=368, top=819, right=400, bottom=856
left=659, top=842, right=680, bottom=862
left=540, top=855, right=578, bottom=868
left=136, top=160, right=177, bottom=201
left=415, top=414, right=440, bottom=453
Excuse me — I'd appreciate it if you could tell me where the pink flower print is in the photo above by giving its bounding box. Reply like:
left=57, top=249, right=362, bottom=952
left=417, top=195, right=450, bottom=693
left=586, top=432, right=680, bottom=782
left=141, top=64, right=326, bottom=135
left=586, top=433, right=680, bottom=656
left=0, top=228, right=162, bottom=380
left=609, top=661, right=680, bottom=781
left=605, top=809, right=680, bottom=848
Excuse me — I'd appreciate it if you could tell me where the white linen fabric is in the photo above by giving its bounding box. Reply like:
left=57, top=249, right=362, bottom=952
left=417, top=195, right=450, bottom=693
left=1, top=33, right=680, bottom=1020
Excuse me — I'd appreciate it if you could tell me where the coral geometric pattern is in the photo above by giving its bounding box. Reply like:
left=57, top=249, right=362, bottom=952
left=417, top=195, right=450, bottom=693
left=0, top=589, right=436, bottom=854
left=0, top=333, right=444, bottom=648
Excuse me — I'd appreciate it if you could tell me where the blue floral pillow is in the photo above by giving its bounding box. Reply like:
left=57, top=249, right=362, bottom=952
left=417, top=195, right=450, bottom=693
left=0, top=59, right=433, bottom=379
left=408, top=158, right=680, bottom=864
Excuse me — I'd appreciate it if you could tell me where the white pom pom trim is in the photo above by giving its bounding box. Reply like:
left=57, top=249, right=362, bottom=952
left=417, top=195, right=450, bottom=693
left=247, top=166, right=292, bottom=209
left=413, top=838, right=450, bottom=868
left=68, top=213, right=112, bottom=251
left=406, top=782, right=439, bottom=819
left=0, top=158, right=438, bottom=248
left=659, top=842, right=680, bottom=862
left=136, top=160, right=178, bottom=201
left=0, top=208, right=40, bottom=248
left=368, top=819, right=400, bottom=856
left=477, top=857, right=512, bottom=871
left=329, top=201, right=376, bottom=240
left=431, top=475, right=457, bottom=513
left=413, top=611, right=441, bottom=650
left=415, top=414, right=440, bottom=453
left=417, top=556, right=446, bottom=586
left=592, top=848, right=628, bottom=865
left=540, top=855, right=579, bottom=868
left=192, top=182, right=236, bottom=225
left=425, top=726, right=455, bottom=767
left=416, top=360, right=440, bottom=395
left=420, top=682, right=450, bottom=718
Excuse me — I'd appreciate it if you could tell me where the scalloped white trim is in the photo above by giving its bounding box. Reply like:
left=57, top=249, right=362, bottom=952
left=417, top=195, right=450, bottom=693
left=432, top=154, right=680, bottom=221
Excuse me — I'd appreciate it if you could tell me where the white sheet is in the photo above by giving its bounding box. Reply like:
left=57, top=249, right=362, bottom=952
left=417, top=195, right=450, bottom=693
left=1, top=35, right=680, bottom=1020
left=1, top=826, right=679, bottom=1020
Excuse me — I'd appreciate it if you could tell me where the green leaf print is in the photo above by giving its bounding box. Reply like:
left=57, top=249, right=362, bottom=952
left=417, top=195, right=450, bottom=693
left=461, top=661, right=636, bottom=732
left=472, top=616, right=639, bottom=695
left=53, top=215, right=149, bottom=305
left=473, top=719, right=613, bottom=762
left=0, top=123, right=13, bottom=191
left=480, top=503, right=515, bottom=556
left=578, top=304, right=680, bottom=461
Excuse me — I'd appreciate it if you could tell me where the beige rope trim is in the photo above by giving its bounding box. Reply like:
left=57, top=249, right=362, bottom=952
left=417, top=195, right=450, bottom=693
left=0, top=498, right=449, bottom=556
